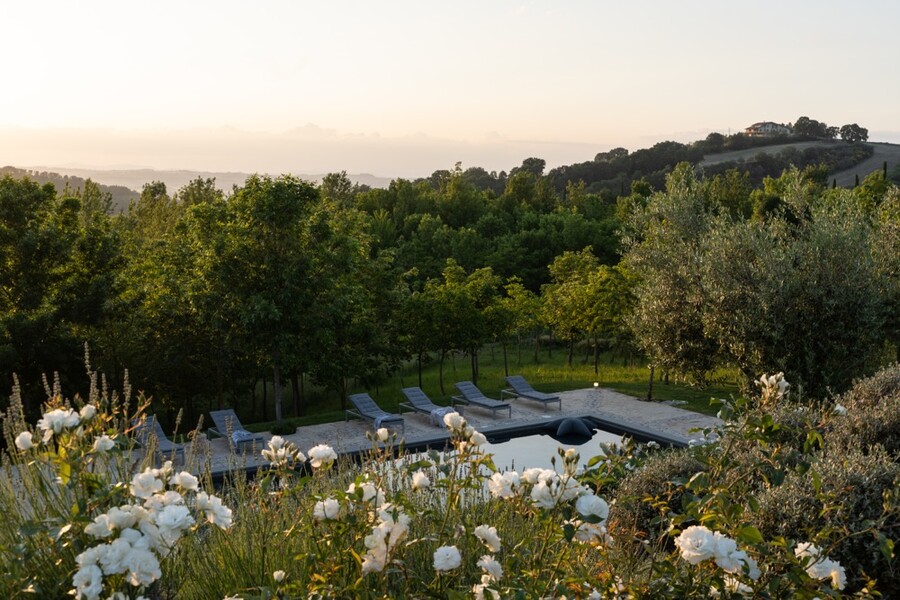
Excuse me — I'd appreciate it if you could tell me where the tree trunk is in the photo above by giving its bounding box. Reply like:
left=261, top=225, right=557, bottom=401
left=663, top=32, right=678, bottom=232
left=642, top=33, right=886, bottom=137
left=216, top=362, right=224, bottom=409
left=439, top=350, right=446, bottom=395
left=548, top=331, right=553, bottom=358
left=273, top=353, right=284, bottom=423
left=471, top=350, right=478, bottom=385
left=647, top=365, right=655, bottom=401
left=250, top=378, right=257, bottom=419
left=503, top=342, right=509, bottom=377
left=261, top=378, right=268, bottom=421
left=533, top=332, right=540, bottom=363
left=664, top=370, right=670, bottom=385
left=567, top=337, right=574, bottom=367
left=593, top=337, right=599, bottom=375
left=418, top=351, right=424, bottom=388
left=300, top=372, right=305, bottom=409
left=291, top=373, right=301, bottom=417
left=517, top=333, right=522, bottom=365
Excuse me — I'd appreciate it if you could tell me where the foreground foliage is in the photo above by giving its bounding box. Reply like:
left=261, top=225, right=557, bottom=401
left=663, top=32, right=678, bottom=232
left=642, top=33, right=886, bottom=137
left=2, top=366, right=900, bottom=598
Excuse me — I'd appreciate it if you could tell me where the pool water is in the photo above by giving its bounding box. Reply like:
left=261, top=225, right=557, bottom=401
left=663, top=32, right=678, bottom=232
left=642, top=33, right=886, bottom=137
left=483, top=427, right=622, bottom=472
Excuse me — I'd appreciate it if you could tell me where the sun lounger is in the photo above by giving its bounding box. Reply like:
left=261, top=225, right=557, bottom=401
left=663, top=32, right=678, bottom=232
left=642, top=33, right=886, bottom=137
left=133, top=416, right=185, bottom=464
left=399, top=386, right=460, bottom=426
left=208, top=409, right=265, bottom=451
left=452, top=381, right=512, bottom=418
left=501, top=375, right=562, bottom=411
left=345, top=393, right=405, bottom=434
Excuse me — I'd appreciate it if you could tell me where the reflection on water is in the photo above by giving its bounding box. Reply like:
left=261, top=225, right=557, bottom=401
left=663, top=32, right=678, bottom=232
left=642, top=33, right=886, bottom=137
left=485, top=428, right=622, bottom=472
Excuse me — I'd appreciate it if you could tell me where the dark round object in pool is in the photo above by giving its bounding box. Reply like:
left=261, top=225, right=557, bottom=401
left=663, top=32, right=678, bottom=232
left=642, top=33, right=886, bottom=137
left=552, top=417, right=594, bottom=444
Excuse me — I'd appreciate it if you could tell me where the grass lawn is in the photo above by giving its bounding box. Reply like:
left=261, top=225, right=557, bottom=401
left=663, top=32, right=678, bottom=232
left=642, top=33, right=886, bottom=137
left=246, top=343, right=739, bottom=433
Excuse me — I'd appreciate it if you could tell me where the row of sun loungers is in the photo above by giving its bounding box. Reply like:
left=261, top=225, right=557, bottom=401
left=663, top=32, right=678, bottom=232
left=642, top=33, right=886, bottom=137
left=133, top=408, right=265, bottom=463
left=134, top=376, right=562, bottom=459
left=346, top=376, right=562, bottom=433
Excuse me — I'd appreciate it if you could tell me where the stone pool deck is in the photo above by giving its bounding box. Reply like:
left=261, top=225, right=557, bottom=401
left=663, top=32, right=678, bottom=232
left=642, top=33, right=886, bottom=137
left=175, top=388, right=721, bottom=477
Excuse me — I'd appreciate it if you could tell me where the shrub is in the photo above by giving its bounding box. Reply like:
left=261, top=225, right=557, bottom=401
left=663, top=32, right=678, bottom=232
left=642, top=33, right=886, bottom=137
left=836, top=363, right=900, bottom=410
left=750, top=447, right=900, bottom=592
left=828, top=363, right=900, bottom=457
left=609, top=448, right=703, bottom=544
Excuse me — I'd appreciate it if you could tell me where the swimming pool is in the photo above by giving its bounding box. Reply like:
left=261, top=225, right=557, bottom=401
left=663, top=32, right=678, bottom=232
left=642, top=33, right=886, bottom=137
left=484, top=426, right=621, bottom=472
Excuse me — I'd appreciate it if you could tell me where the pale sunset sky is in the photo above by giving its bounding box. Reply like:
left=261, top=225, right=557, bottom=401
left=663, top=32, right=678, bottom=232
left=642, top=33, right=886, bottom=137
left=1, top=0, right=898, bottom=179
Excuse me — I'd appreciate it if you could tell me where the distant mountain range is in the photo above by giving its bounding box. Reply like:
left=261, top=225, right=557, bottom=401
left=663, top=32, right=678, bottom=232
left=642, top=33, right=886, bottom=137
left=4, top=166, right=393, bottom=212
left=0, top=166, right=139, bottom=212
left=7, top=139, right=897, bottom=215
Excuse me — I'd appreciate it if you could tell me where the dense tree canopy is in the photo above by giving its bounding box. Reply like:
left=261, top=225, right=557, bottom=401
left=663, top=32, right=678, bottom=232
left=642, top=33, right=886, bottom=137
left=0, top=128, right=895, bottom=422
left=622, top=164, right=896, bottom=396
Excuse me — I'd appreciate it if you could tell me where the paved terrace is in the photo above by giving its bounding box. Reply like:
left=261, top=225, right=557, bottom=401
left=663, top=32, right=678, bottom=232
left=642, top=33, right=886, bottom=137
left=175, top=388, right=721, bottom=477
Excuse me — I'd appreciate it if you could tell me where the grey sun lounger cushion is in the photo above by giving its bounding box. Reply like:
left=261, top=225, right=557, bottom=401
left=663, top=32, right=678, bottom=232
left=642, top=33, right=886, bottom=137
left=345, top=393, right=405, bottom=434
left=399, top=387, right=458, bottom=426
left=208, top=409, right=265, bottom=450
left=452, top=381, right=512, bottom=418
left=502, top=375, right=562, bottom=410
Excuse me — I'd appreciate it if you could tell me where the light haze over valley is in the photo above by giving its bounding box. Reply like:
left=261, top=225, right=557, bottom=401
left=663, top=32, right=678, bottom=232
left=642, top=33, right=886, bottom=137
left=2, top=0, right=898, bottom=180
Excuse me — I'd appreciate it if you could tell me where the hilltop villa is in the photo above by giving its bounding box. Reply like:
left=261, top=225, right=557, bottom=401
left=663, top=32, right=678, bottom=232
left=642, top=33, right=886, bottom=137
left=744, top=121, right=793, bottom=137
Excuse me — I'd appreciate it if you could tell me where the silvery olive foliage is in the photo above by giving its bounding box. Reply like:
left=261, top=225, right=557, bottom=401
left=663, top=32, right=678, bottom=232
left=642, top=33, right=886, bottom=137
left=623, top=165, right=894, bottom=396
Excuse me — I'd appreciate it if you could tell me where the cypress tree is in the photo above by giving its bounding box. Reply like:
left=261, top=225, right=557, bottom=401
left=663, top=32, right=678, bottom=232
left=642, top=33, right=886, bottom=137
left=855, top=173, right=860, bottom=187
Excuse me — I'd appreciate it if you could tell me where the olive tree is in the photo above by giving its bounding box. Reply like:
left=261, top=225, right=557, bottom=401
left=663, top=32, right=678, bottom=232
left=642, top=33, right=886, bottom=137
left=621, top=164, right=720, bottom=383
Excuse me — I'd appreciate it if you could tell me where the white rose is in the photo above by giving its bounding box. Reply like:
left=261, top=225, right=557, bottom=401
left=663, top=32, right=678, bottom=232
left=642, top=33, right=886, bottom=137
left=79, top=404, right=97, bottom=421
left=92, top=434, right=115, bottom=453
left=376, top=427, right=390, bottom=442
left=443, top=412, right=467, bottom=431
left=123, top=547, right=162, bottom=586
left=37, top=408, right=80, bottom=440
left=84, top=514, right=114, bottom=539
left=433, top=545, right=462, bottom=571
left=72, top=564, right=103, bottom=600
left=530, top=480, right=558, bottom=509
left=411, top=470, right=431, bottom=490
left=575, top=493, right=609, bottom=522
left=195, top=492, right=233, bottom=529
left=347, top=481, right=385, bottom=506
left=488, top=471, right=520, bottom=498
left=14, top=431, right=34, bottom=451
left=473, top=524, right=502, bottom=552
left=169, top=471, right=199, bottom=492
left=469, top=431, right=487, bottom=446
left=273, top=570, right=286, bottom=582
left=130, top=471, right=164, bottom=499
left=828, top=562, right=847, bottom=590
left=477, top=554, right=503, bottom=581
left=675, top=525, right=717, bottom=565
left=313, top=497, right=341, bottom=521
left=307, top=444, right=338, bottom=469
left=521, top=467, right=553, bottom=485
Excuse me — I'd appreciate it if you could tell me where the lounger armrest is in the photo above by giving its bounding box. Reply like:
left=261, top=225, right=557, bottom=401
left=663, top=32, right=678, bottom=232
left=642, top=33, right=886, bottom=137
left=398, top=402, right=414, bottom=415
left=499, top=388, right=516, bottom=401
left=345, top=408, right=362, bottom=422
left=207, top=427, right=225, bottom=440
left=450, top=395, right=467, bottom=407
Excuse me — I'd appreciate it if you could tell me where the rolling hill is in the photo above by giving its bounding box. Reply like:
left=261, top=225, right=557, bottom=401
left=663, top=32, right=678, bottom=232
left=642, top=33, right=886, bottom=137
left=700, top=140, right=900, bottom=185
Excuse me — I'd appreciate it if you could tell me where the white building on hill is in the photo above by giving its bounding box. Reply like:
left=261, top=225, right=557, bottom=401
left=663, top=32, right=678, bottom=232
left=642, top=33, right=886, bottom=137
left=744, top=121, right=793, bottom=137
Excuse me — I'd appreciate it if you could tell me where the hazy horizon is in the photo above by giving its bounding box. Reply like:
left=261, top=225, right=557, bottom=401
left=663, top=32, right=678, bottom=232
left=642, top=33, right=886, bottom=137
left=3, top=1, right=898, bottom=179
